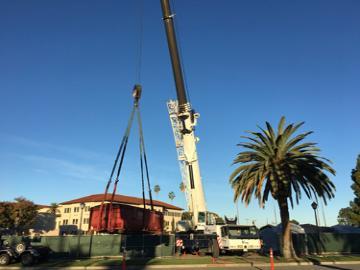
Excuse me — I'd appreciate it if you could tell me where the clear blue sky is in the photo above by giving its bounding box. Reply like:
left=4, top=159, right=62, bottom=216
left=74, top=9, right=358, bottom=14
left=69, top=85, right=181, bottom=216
left=0, top=0, right=359, bottom=227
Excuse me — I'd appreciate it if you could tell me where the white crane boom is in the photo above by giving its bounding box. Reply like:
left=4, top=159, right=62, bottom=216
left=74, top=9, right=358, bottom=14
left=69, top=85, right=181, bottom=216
left=167, top=100, right=207, bottom=229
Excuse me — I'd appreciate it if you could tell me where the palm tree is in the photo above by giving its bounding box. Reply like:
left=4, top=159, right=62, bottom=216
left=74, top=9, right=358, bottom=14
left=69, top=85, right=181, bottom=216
left=168, top=191, right=176, bottom=202
left=179, top=182, right=186, bottom=193
left=229, top=117, right=335, bottom=259
left=153, top=185, right=161, bottom=197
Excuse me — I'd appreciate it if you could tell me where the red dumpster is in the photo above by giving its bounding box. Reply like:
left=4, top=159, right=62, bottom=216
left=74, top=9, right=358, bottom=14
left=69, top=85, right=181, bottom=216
left=89, top=203, right=163, bottom=234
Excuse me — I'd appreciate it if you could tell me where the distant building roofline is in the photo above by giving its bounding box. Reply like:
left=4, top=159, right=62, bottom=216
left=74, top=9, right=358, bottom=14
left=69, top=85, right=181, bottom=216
left=60, top=193, right=183, bottom=211
left=36, top=204, right=51, bottom=209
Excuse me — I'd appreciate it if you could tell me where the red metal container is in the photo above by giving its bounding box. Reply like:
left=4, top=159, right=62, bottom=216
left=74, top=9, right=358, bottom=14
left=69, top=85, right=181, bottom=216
left=89, top=203, right=163, bottom=234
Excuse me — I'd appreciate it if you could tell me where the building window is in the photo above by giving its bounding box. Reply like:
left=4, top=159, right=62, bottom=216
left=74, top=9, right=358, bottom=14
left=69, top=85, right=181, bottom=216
left=74, top=207, right=80, bottom=213
left=64, top=208, right=71, bottom=213
left=72, top=219, right=78, bottom=225
left=83, top=218, right=89, bottom=224
left=85, top=206, right=91, bottom=212
left=63, top=219, right=68, bottom=225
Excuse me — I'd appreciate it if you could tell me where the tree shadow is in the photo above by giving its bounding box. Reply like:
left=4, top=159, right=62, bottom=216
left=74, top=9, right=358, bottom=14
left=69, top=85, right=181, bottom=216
left=306, top=257, right=354, bottom=270
left=32, top=233, right=172, bottom=269
left=331, top=233, right=360, bottom=254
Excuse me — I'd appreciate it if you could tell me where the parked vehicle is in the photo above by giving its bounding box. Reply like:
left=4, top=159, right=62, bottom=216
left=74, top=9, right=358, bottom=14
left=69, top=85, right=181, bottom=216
left=0, top=239, right=50, bottom=266
left=0, top=241, right=16, bottom=266
left=218, top=225, right=262, bottom=254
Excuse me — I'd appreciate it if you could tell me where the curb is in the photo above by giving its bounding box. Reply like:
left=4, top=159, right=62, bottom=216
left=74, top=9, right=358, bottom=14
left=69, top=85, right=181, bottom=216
left=2, top=261, right=360, bottom=269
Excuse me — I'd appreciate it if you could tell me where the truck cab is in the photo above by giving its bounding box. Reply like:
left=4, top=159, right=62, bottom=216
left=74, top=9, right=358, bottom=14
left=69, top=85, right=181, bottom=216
left=219, top=225, right=261, bottom=254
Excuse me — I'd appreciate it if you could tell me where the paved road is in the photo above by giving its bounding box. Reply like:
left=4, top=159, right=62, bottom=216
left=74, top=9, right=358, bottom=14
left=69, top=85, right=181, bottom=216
left=247, top=264, right=360, bottom=270
left=4, top=264, right=358, bottom=270
left=136, top=264, right=360, bottom=270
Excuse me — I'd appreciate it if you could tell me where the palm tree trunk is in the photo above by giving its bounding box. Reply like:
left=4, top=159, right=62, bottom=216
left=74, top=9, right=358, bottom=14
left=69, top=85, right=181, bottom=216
left=277, top=196, right=292, bottom=259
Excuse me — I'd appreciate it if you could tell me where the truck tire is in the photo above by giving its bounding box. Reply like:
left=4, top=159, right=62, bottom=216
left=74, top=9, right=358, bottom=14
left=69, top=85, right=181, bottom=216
left=21, top=253, right=34, bottom=266
left=15, top=243, right=26, bottom=254
left=211, top=239, right=220, bottom=258
left=0, top=253, right=10, bottom=265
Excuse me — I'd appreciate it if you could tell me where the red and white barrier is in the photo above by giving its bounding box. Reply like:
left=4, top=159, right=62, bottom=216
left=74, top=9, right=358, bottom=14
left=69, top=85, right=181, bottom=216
left=176, top=239, right=183, bottom=247
left=217, top=235, right=223, bottom=249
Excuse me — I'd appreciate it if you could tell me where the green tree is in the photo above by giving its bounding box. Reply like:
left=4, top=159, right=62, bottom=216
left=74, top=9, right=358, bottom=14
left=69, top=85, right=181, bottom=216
left=0, top=201, right=14, bottom=230
left=229, top=117, right=335, bottom=259
left=338, top=208, right=353, bottom=225
left=153, top=185, right=161, bottom=197
left=337, top=155, right=360, bottom=226
left=168, top=191, right=176, bottom=202
left=0, top=197, right=38, bottom=235
left=12, top=197, right=38, bottom=235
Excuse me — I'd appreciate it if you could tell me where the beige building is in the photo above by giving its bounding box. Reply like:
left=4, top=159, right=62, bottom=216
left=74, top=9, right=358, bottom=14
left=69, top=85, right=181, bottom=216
left=35, top=194, right=182, bottom=236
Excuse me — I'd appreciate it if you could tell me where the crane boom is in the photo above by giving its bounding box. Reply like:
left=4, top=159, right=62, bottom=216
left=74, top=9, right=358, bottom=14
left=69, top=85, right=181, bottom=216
left=160, top=0, right=207, bottom=229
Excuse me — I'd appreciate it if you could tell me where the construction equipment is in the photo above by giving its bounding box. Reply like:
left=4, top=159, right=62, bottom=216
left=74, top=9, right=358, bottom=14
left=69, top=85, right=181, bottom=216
left=161, top=0, right=261, bottom=254
left=161, top=0, right=208, bottom=232
left=90, top=85, right=163, bottom=234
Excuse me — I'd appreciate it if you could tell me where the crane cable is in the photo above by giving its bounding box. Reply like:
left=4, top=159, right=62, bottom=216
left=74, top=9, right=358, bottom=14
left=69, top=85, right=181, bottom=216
left=98, top=104, right=136, bottom=229
left=137, top=106, right=154, bottom=211
left=98, top=85, right=154, bottom=231
left=135, top=0, right=144, bottom=83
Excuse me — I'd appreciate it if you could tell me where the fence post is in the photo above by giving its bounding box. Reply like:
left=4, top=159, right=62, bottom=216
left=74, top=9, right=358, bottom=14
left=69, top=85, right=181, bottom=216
left=122, top=235, right=127, bottom=270
left=142, top=234, right=145, bottom=258
left=160, top=233, right=163, bottom=258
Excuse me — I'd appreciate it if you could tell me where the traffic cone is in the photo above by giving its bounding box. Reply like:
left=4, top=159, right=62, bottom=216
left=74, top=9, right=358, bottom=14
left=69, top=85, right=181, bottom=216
left=269, top=248, right=274, bottom=270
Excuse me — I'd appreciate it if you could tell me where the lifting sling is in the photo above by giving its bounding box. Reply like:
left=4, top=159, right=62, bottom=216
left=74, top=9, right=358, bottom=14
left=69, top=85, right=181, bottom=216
left=98, top=85, right=154, bottom=232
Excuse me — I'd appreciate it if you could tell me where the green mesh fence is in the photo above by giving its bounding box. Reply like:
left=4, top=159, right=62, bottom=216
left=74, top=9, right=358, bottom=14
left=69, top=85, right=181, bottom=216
left=1, top=234, right=175, bottom=258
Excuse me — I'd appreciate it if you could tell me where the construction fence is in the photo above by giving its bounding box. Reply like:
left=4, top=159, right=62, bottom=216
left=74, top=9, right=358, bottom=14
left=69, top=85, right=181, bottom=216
left=263, top=233, right=360, bottom=256
left=3, top=233, right=360, bottom=258
left=2, top=234, right=176, bottom=258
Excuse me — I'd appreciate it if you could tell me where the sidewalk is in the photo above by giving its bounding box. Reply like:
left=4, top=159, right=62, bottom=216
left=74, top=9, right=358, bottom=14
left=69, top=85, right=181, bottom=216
left=1, top=254, right=360, bottom=269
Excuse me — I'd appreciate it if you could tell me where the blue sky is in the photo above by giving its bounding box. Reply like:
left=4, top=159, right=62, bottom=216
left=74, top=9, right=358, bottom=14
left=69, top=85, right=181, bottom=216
left=0, top=0, right=359, bottom=227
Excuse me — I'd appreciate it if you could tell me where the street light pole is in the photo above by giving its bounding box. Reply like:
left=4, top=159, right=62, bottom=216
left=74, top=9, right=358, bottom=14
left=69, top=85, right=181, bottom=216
left=77, top=202, right=86, bottom=258
left=235, top=199, right=239, bottom=225
left=311, top=202, right=319, bottom=227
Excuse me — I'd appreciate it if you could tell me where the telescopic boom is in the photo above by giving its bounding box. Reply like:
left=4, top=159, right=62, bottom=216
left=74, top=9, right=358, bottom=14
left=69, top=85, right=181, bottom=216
left=160, top=0, right=188, bottom=108
left=161, top=0, right=207, bottom=230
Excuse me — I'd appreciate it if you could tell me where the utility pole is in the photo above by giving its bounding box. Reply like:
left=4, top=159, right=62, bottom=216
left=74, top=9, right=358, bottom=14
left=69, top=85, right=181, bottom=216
left=320, top=200, right=327, bottom=227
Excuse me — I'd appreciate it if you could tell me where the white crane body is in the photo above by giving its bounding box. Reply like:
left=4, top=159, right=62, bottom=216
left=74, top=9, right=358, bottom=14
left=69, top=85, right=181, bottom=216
left=167, top=100, right=207, bottom=230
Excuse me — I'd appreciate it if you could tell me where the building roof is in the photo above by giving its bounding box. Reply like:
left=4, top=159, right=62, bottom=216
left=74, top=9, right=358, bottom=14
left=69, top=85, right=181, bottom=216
left=60, top=194, right=183, bottom=211
left=36, top=204, right=50, bottom=209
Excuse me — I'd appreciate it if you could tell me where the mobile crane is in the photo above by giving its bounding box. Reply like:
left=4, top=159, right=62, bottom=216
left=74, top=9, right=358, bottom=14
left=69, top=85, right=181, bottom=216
left=161, top=0, right=262, bottom=255
left=161, top=0, right=208, bottom=233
